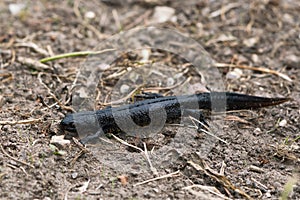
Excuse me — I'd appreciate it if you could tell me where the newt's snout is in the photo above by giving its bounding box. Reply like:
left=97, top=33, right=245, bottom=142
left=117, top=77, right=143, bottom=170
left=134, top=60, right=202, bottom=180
left=60, top=114, right=76, bottom=133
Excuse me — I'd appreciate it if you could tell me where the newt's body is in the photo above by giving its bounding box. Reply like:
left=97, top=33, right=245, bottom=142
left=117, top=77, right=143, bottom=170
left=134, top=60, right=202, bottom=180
left=60, top=92, right=289, bottom=144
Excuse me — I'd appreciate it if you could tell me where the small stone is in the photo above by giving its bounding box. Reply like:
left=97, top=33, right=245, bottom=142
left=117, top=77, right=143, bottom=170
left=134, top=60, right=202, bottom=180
left=120, top=84, right=130, bottom=94
left=140, top=49, right=150, bottom=62
left=243, top=37, right=259, bottom=47
left=151, top=6, right=175, bottom=23
left=251, top=54, right=260, bottom=63
left=50, top=135, right=70, bottom=147
left=71, top=172, right=78, bottom=179
left=9, top=3, right=26, bottom=15
left=98, top=63, right=110, bottom=71
left=226, top=68, right=243, bottom=80
left=167, top=77, right=175, bottom=87
left=282, top=13, right=294, bottom=24
left=85, top=11, right=96, bottom=19
left=273, top=182, right=281, bottom=188
left=286, top=54, right=300, bottom=64
left=279, top=165, right=286, bottom=170
left=248, top=165, right=264, bottom=173
left=279, top=119, right=287, bottom=127
left=265, top=190, right=271, bottom=198
left=253, top=127, right=262, bottom=136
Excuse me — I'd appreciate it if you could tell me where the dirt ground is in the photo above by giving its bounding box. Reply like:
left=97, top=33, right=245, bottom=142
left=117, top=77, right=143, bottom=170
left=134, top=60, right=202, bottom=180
left=0, top=0, right=299, bottom=199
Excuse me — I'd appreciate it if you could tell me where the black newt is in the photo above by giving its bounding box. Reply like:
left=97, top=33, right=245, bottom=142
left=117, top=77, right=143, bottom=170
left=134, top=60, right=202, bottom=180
left=60, top=92, right=290, bottom=144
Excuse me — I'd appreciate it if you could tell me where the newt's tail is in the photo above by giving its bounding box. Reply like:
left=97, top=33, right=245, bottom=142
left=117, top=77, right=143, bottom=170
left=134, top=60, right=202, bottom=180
left=224, top=92, right=291, bottom=110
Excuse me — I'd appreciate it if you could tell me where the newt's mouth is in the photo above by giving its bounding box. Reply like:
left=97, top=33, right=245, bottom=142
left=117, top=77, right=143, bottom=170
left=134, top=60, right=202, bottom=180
left=60, top=121, right=78, bottom=140
left=61, top=124, right=77, bottom=133
left=60, top=120, right=77, bottom=133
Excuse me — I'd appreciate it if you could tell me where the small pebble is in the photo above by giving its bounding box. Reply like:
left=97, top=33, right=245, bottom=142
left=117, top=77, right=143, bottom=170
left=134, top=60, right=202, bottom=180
left=243, top=37, right=259, bottom=47
left=120, top=84, right=130, bottom=94
left=253, top=127, right=262, bottom=136
left=140, top=49, right=150, bottom=62
left=273, top=182, right=281, bottom=188
left=50, top=135, right=70, bottom=147
left=167, top=77, right=175, bottom=86
left=265, top=190, right=271, bottom=198
left=249, top=165, right=264, bottom=173
left=279, top=119, right=287, bottom=127
left=9, top=3, right=25, bottom=15
left=226, top=68, right=243, bottom=80
left=71, top=172, right=78, bottom=179
left=251, top=54, right=259, bottom=63
left=279, top=165, right=286, bottom=170
left=98, top=63, right=110, bottom=71
left=151, top=6, right=175, bottom=23
left=85, top=11, right=96, bottom=19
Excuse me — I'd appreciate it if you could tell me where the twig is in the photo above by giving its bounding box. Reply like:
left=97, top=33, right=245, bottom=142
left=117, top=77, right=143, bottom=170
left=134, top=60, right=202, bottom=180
left=0, top=118, right=42, bottom=125
left=250, top=177, right=268, bottom=190
left=0, top=144, right=35, bottom=169
left=111, top=134, right=157, bottom=175
left=38, top=72, right=75, bottom=112
left=220, top=161, right=226, bottom=176
left=143, top=142, right=158, bottom=175
left=70, top=138, right=89, bottom=167
left=213, top=62, right=292, bottom=82
left=14, top=42, right=49, bottom=57
left=40, top=49, right=115, bottom=63
left=133, top=170, right=180, bottom=187
left=17, top=56, right=51, bottom=71
left=189, top=116, right=227, bottom=144
left=0, top=71, right=14, bottom=83
left=209, top=2, right=241, bottom=18
left=111, top=134, right=143, bottom=152
left=101, top=85, right=144, bottom=106
left=188, top=159, right=253, bottom=200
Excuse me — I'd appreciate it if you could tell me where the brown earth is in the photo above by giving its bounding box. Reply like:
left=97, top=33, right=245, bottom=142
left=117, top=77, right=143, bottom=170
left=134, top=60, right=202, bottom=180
left=0, top=0, right=299, bottom=199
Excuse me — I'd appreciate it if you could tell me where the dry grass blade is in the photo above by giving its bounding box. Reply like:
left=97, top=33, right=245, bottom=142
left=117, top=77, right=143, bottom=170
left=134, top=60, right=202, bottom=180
left=102, top=85, right=144, bottom=106
left=0, top=71, right=14, bottom=83
left=209, top=2, right=242, bottom=18
left=111, top=134, right=143, bottom=152
left=224, top=115, right=250, bottom=124
left=0, top=118, right=42, bottom=125
left=189, top=116, right=228, bottom=144
left=133, top=170, right=180, bottom=187
left=70, top=138, right=90, bottom=167
left=40, top=49, right=115, bottom=63
left=281, top=174, right=299, bottom=200
left=188, top=159, right=253, bottom=200
left=213, top=63, right=292, bottom=82
left=183, top=185, right=232, bottom=200
left=111, top=134, right=157, bottom=175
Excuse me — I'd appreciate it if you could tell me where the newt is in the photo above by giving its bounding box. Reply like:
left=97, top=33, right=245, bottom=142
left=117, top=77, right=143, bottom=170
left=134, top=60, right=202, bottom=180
left=60, top=92, right=290, bottom=144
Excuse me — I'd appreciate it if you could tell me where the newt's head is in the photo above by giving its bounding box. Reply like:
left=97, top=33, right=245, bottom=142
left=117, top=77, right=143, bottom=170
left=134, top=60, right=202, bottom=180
left=60, top=111, right=101, bottom=135
left=60, top=113, right=76, bottom=133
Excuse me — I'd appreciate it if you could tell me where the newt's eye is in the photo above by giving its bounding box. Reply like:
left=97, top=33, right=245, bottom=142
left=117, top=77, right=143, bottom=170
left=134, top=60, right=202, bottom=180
left=68, top=121, right=75, bottom=127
